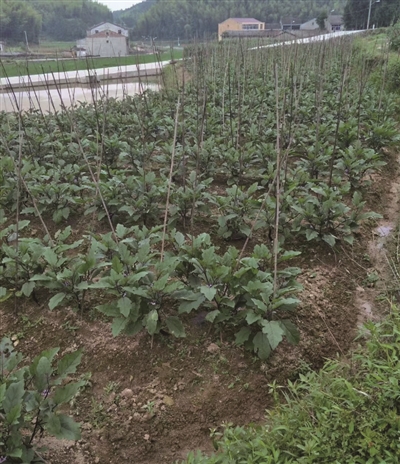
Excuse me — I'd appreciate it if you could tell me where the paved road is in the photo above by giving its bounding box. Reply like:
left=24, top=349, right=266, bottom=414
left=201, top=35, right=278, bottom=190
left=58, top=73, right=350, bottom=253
left=0, top=60, right=170, bottom=88
left=249, top=30, right=364, bottom=50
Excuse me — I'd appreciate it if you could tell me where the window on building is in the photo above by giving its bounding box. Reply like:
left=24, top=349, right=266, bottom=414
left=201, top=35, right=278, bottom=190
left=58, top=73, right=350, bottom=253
left=106, top=40, right=109, bottom=43
left=118, top=29, right=122, bottom=34
left=242, top=24, right=259, bottom=30
left=95, top=30, right=99, bottom=33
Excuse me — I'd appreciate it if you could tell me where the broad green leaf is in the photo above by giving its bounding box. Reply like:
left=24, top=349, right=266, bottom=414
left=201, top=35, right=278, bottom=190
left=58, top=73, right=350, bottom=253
left=112, top=317, right=128, bottom=337
left=112, top=255, right=123, bottom=274
left=246, top=310, right=261, bottom=325
left=174, top=231, right=185, bottom=247
left=125, top=319, right=143, bottom=336
left=117, top=297, right=131, bottom=318
left=343, top=234, right=354, bottom=245
left=43, top=248, right=58, bottom=267
left=152, top=274, right=169, bottom=292
left=21, top=281, right=35, bottom=297
left=253, top=332, right=272, bottom=360
left=178, top=294, right=205, bottom=314
left=116, top=223, right=129, bottom=239
left=305, top=229, right=319, bottom=241
left=0, top=383, right=6, bottom=404
left=53, top=380, right=85, bottom=405
left=261, top=321, right=284, bottom=350
left=200, top=285, right=217, bottom=301
left=165, top=316, right=186, bottom=338
left=272, top=298, right=299, bottom=310
left=6, top=448, right=23, bottom=458
left=0, top=286, right=12, bottom=302
left=322, top=234, right=336, bottom=247
left=49, top=292, right=66, bottom=310
left=45, top=413, right=81, bottom=441
left=235, top=327, right=251, bottom=346
left=96, top=304, right=120, bottom=318
left=137, top=242, right=151, bottom=263
left=56, top=350, right=82, bottom=378
left=146, top=309, right=159, bottom=335
left=6, top=404, right=22, bottom=425
left=205, top=310, right=220, bottom=323
left=35, top=356, right=53, bottom=391
left=3, top=381, right=24, bottom=414
left=279, top=320, right=300, bottom=345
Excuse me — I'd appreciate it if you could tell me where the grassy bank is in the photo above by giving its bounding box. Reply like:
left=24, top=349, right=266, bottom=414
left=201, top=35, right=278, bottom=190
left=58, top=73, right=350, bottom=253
left=0, top=49, right=183, bottom=78
left=180, top=305, right=400, bottom=463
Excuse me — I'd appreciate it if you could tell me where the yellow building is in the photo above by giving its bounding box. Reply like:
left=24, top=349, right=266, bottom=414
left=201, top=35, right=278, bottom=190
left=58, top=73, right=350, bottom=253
left=218, top=18, right=265, bottom=41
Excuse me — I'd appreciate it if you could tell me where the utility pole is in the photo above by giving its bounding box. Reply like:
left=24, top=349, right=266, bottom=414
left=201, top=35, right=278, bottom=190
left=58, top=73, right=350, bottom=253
left=367, top=0, right=373, bottom=29
left=367, top=0, right=380, bottom=30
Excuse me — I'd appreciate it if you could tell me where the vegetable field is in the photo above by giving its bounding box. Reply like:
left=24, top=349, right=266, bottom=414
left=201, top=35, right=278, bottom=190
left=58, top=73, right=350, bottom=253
left=1, top=34, right=399, bottom=463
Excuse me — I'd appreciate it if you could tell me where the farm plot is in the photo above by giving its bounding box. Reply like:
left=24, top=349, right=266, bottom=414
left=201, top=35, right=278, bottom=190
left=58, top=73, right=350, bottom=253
left=1, top=36, right=399, bottom=463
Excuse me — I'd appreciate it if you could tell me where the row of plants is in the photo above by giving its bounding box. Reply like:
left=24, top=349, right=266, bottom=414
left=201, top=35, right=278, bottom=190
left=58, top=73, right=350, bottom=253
left=1, top=36, right=398, bottom=363
left=0, top=219, right=301, bottom=360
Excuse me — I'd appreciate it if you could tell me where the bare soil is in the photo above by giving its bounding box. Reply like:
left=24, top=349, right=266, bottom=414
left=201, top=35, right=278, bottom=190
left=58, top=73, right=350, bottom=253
left=1, top=150, right=399, bottom=464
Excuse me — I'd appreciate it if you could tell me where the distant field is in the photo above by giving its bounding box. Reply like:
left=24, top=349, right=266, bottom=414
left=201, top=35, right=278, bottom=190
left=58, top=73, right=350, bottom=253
left=0, top=49, right=183, bottom=78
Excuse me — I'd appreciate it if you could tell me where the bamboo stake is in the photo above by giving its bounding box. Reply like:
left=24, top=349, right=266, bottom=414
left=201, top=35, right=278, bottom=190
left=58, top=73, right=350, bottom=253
left=160, top=96, right=181, bottom=262
left=273, top=63, right=281, bottom=298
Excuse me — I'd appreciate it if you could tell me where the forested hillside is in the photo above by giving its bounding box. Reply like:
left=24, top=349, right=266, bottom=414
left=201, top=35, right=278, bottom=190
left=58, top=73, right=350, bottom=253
left=117, top=0, right=344, bottom=39
left=113, top=0, right=157, bottom=29
left=0, top=0, right=112, bottom=43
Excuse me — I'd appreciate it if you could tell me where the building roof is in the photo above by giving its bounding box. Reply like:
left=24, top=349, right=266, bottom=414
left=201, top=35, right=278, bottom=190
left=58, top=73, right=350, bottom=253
left=281, top=17, right=303, bottom=25
left=328, top=15, right=343, bottom=26
left=87, top=21, right=128, bottom=32
left=87, top=30, right=126, bottom=38
left=229, top=18, right=264, bottom=24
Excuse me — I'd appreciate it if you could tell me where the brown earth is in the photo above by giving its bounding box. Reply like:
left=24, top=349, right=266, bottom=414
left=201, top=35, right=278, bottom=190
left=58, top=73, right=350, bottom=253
left=1, top=150, right=399, bottom=464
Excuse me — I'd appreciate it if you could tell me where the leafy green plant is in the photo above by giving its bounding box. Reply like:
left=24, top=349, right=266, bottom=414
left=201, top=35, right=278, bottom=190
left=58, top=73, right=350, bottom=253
left=290, top=183, right=381, bottom=246
left=173, top=232, right=302, bottom=359
left=0, top=338, right=85, bottom=463
left=209, top=183, right=260, bottom=239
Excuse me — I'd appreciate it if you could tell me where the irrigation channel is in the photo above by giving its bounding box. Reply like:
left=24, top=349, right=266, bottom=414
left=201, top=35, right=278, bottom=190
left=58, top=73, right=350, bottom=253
left=0, top=61, right=167, bottom=112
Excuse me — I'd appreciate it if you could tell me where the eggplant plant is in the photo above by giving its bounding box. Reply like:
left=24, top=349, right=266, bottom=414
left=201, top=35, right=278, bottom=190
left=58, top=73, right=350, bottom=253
left=209, top=183, right=261, bottom=240
left=172, top=231, right=302, bottom=359
left=290, top=183, right=381, bottom=246
left=0, top=338, right=85, bottom=462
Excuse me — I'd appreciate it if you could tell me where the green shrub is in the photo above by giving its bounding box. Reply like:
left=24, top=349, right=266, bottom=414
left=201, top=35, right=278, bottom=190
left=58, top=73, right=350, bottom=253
left=386, top=61, right=400, bottom=92
left=389, top=23, right=400, bottom=51
left=180, top=308, right=400, bottom=463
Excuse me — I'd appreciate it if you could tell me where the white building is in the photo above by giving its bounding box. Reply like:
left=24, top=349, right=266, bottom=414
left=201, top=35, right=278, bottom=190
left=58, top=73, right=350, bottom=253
left=300, top=18, right=320, bottom=30
left=77, top=22, right=129, bottom=58
left=0, top=42, right=5, bottom=53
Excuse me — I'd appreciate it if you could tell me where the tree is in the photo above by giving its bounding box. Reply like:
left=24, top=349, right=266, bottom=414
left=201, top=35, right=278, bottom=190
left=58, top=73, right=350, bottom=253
left=0, top=0, right=42, bottom=43
left=317, top=11, right=328, bottom=30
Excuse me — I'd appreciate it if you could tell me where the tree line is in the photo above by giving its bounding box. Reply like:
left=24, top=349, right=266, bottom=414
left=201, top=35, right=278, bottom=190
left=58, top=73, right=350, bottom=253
left=344, top=0, right=400, bottom=29
left=117, top=0, right=343, bottom=40
left=0, top=0, right=112, bottom=44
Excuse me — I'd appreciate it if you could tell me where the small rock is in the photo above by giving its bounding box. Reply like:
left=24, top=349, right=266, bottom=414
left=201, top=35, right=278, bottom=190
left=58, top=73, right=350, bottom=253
left=94, top=459, right=100, bottom=464
left=207, top=343, right=220, bottom=353
left=144, top=434, right=150, bottom=441
left=121, top=388, right=133, bottom=399
left=163, top=395, right=174, bottom=406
